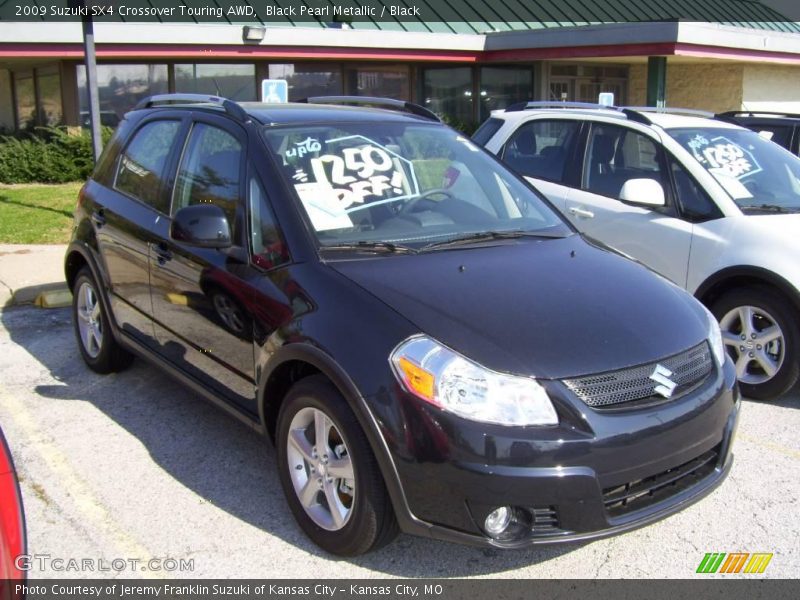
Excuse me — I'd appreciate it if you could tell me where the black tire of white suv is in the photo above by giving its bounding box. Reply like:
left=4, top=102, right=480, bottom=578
left=712, top=286, right=799, bottom=400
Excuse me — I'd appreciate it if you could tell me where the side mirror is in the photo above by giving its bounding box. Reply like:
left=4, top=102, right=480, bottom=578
left=619, top=178, right=666, bottom=207
left=170, top=204, right=231, bottom=249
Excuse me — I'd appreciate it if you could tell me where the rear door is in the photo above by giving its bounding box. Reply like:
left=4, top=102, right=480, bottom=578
left=92, top=115, right=186, bottom=345
left=563, top=122, right=694, bottom=287
left=498, top=117, right=582, bottom=207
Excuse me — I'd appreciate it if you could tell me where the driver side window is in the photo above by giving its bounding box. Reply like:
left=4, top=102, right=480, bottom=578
left=173, top=123, right=243, bottom=236
left=583, top=124, right=667, bottom=201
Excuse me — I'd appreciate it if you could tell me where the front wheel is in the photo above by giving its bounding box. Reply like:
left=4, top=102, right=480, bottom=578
left=276, top=375, right=398, bottom=555
left=712, top=287, right=799, bottom=400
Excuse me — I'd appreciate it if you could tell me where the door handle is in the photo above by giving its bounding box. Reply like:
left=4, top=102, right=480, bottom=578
left=91, top=210, right=106, bottom=228
left=154, top=243, right=172, bottom=265
left=569, top=206, right=595, bottom=219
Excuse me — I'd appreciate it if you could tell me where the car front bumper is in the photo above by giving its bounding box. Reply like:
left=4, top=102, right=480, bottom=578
left=376, top=358, right=740, bottom=548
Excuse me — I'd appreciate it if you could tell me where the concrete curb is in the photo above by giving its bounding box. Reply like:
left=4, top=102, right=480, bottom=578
left=0, top=244, right=70, bottom=309
left=1, top=283, right=71, bottom=309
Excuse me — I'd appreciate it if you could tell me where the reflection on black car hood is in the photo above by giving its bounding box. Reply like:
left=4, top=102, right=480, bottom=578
left=329, top=236, right=708, bottom=380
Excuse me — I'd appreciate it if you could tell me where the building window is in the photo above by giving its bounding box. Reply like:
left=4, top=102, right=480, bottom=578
left=78, top=64, right=168, bottom=127
left=479, top=66, right=534, bottom=120
left=422, top=67, right=474, bottom=129
left=175, top=64, right=256, bottom=101
left=548, top=63, right=628, bottom=105
left=13, top=66, right=62, bottom=130
left=344, top=65, right=409, bottom=100
left=36, top=66, right=62, bottom=126
left=13, top=71, right=36, bottom=129
left=268, top=64, right=342, bottom=101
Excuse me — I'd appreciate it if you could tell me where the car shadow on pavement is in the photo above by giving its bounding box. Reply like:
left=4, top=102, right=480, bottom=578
left=1, top=306, right=582, bottom=576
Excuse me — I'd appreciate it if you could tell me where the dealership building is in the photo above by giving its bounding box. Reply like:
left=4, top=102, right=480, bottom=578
left=1, top=0, right=800, bottom=132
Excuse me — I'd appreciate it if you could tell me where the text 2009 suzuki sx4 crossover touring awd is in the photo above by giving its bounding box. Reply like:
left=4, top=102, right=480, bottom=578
left=65, top=95, right=739, bottom=555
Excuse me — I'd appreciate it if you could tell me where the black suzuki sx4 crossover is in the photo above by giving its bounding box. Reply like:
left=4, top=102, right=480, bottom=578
left=65, top=95, right=740, bottom=556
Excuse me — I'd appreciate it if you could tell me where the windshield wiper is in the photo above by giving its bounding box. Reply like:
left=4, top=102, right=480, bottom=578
left=739, top=204, right=800, bottom=214
left=421, top=230, right=567, bottom=252
left=320, top=241, right=418, bottom=254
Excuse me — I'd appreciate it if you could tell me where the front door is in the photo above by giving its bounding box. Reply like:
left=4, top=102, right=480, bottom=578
left=563, top=122, right=694, bottom=287
left=148, top=114, right=257, bottom=412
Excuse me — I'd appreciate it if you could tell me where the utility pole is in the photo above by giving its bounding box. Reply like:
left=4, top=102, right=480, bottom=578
left=80, top=0, right=102, bottom=161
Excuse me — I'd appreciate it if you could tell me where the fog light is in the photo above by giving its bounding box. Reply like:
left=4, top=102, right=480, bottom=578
left=484, top=506, right=512, bottom=537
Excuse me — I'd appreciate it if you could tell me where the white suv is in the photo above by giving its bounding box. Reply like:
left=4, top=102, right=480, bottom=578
left=476, top=102, right=800, bottom=399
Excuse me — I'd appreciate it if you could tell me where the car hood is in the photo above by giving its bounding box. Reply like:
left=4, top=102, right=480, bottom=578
left=328, top=235, right=710, bottom=380
left=740, top=213, right=800, bottom=234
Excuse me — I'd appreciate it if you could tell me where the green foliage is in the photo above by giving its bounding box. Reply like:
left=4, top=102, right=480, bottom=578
left=438, top=114, right=478, bottom=136
left=0, top=126, right=113, bottom=184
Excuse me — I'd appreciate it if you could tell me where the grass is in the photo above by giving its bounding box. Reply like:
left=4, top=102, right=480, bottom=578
left=0, top=182, right=81, bottom=244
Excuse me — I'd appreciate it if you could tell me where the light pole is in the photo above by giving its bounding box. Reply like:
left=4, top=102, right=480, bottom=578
left=79, top=0, right=102, bottom=161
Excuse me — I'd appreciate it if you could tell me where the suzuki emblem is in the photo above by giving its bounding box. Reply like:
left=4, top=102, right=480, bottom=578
left=650, top=364, right=677, bottom=398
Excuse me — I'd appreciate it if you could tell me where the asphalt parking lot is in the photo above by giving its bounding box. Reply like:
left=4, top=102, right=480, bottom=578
left=0, top=304, right=798, bottom=579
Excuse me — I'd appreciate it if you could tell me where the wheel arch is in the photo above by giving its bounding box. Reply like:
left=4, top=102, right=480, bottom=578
left=695, top=266, right=800, bottom=314
left=258, top=343, right=424, bottom=535
left=64, top=241, right=122, bottom=339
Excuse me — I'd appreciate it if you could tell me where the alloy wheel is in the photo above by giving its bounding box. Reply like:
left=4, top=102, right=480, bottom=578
left=76, top=281, right=103, bottom=359
left=286, top=407, right=355, bottom=531
left=720, top=304, right=785, bottom=385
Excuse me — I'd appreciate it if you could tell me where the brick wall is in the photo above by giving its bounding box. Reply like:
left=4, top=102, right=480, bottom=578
left=628, top=61, right=745, bottom=112
left=742, top=65, right=800, bottom=112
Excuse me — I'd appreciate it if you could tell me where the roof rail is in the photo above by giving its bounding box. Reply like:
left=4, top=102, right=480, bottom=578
left=134, top=93, right=248, bottom=122
left=505, top=101, right=615, bottom=112
left=623, top=106, right=714, bottom=119
left=299, top=96, right=440, bottom=122
left=717, top=110, right=800, bottom=120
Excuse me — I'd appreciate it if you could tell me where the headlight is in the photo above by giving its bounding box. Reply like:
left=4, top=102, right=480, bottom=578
left=389, top=335, right=558, bottom=426
left=703, top=305, right=726, bottom=367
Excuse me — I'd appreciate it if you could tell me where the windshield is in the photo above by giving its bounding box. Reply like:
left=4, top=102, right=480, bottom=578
left=262, top=122, right=570, bottom=249
left=670, top=127, right=800, bottom=214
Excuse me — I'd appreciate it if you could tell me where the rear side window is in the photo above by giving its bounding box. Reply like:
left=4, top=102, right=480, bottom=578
left=173, top=123, right=243, bottom=229
left=472, top=117, right=504, bottom=146
left=114, top=120, right=181, bottom=213
left=501, top=120, right=578, bottom=183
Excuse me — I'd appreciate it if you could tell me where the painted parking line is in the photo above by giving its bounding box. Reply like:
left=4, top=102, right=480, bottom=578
left=736, top=432, right=800, bottom=460
left=0, top=381, right=164, bottom=579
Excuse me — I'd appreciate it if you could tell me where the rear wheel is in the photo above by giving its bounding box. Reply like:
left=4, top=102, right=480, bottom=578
left=712, top=287, right=799, bottom=400
left=71, top=267, right=133, bottom=374
left=276, top=375, right=398, bottom=555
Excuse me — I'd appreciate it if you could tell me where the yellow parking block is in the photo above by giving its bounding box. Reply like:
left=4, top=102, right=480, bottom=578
left=33, top=288, right=72, bottom=308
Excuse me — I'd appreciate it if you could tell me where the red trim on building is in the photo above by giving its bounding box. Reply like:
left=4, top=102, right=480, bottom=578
left=0, top=43, right=479, bottom=62
left=2, top=40, right=800, bottom=64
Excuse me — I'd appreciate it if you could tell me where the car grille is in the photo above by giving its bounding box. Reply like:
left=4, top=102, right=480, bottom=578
left=602, top=446, right=720, bottom=517
left=562, top=341, right=713, bottom=409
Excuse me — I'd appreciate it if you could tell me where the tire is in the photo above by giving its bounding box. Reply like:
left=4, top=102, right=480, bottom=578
left=711, top=286, right=799, bottom=400
left=276, top=375, right=398, bottom=555
left=71, top=267, right=133, bottom=374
